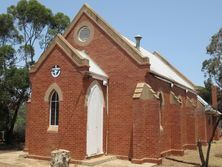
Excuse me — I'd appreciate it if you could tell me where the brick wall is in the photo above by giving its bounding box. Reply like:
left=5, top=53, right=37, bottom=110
left=146, top=73, right=198, bottom=154
left=132, top=99, right=161, bottom=164
left=27, top=46, right=108, bottom=160
left=211, top=86, right=218, bottom=109
left=26, top=10, right=214, bottom=164
left=170, top=104, right=183, bottom=154
left=65, top=14, right=148, bottom=158
left=184, top=107, right=196, bottom=149
left=195, top=103, right=207, bottom=144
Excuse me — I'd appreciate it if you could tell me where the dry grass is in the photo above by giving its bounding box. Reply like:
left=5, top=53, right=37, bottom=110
left=159, top=139, right=222, bottom=167
left=0, top=140, right=221, bottom=167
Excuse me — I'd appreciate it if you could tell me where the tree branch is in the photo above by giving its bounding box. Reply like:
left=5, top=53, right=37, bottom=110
left=204, top=115, right=221, bottom=167
left=197, top=139, right=205, bottom=166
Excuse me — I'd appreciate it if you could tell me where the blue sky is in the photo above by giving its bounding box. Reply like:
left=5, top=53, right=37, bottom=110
left=1, top=0, right=222, bottom=86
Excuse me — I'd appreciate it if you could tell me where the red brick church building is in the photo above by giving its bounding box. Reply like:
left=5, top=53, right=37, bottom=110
left=25, top=4, right=221, bottom=164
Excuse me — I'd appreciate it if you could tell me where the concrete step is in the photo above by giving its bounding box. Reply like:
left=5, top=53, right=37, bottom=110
left=94, top=159, right=157, bottom=167
left=76, top=155, right=117, bottom=166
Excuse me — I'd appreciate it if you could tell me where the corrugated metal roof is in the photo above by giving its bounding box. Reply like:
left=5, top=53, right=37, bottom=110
left=61, top=4, right=195, bottom=90
left=123, top=36, right=195, bottom=90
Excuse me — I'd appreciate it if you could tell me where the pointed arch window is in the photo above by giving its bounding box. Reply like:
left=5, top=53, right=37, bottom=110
left=50, top=91, right=59, bottom=126
left=158, top=92, right=164, bottom=128
left=159, top=93, right=164, bottom=108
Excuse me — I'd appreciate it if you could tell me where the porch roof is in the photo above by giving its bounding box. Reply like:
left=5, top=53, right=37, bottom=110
left=77, top=50, right=108, bottom=80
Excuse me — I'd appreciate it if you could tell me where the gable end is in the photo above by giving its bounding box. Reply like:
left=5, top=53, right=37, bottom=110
left=63, top=4, right=149, bottom=66
left=30, top=34, right=89, bottom=73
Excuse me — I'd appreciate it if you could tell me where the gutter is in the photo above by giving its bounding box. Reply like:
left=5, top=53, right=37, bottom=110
left=149, top=70, right=197, bottom=94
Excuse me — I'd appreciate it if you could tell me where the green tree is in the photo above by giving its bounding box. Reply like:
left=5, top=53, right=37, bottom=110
left=0, top=46, right=14, bottom=134
left=0, top=13, right=19, bottom=135
left=202, top=28, right=222, bottom=89
left=4, top=67, right=29, bottom=142
left=0, top=13, right=20, bottom=70
left=0, top=13, right=21, bottom=46
left=0, top=0, right=70, bottom=143
left=7, top=0, right=53, bottom=66
left=202, top=28, right=222, bottom=112
left=8, top=0, right=70, bottom=66
left=40, top=12, right=70, bottom=50
left=201, top=27, right=222, bottom=167
left=196, top=79, right=212, bottom=104
left=0, top=13, right=29, bottom=143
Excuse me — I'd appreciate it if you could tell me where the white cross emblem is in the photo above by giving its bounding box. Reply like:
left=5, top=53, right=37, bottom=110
left=51, top=65, right=61, bottom=78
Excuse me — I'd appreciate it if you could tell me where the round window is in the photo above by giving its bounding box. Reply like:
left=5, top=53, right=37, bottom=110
left=78, top=26, right=90, bottom=42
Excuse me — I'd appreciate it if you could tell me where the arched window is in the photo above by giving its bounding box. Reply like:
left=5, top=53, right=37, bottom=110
left=50, top=91, right=59, bottom=126
left=158, top=92, right=164, bottom=128
left=159, top=93, right=164, bottom=108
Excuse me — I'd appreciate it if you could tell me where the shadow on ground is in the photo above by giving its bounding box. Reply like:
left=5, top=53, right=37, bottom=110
left=165, top=157, right=200, bottom=166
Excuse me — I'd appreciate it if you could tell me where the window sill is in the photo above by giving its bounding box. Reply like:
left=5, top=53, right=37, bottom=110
left=47, top=126, right=58, bottom=133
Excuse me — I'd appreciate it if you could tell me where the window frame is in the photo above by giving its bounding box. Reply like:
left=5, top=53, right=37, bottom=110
left=49, top=91, right=59, bottom=127
left=158, top=91, right=165, bottom=132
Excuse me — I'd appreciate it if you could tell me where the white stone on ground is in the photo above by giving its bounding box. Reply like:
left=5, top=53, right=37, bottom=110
left=50, top=149, right=70, bottom=167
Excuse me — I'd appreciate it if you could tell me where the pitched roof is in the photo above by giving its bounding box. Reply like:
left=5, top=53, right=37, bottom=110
left=62, top=4, right=196, bottom=90
left=30, top=34, right=89, bottom=73
left=30, top=35, right=108, bottom=79
left=77, top=50, right=108, bottom=79
left=123, top=36, right=195, bottom=90
left=32, top=4, right=196, bottom=90
left=63, top=4, right=149, bottom=66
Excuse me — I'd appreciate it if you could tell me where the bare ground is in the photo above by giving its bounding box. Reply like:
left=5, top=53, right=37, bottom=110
left=159, top=139, right=222, bottom=167
left=0, top=139, right=221, bottom=167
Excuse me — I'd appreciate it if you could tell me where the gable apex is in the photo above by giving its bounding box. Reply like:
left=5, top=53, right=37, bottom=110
left=63, top=4, right=149, bottom=66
